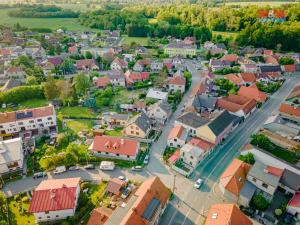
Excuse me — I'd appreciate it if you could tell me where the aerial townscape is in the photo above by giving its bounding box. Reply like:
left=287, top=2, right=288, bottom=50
left=0, top=0, right=300, bottom=225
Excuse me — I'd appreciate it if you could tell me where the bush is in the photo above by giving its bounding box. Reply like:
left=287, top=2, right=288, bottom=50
left=274, top=208, right=282, bottom=218
left=238, top=153, right=255, bottom=165
left=252, top=194, right=269, bottom=211
left=21, top=196, right=29, bottom=203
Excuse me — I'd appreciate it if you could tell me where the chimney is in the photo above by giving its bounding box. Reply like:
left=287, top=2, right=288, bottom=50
left=120, top=139, right=124, bottom=145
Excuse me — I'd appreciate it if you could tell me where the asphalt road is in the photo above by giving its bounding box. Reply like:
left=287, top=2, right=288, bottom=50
left=158, top=73, right=300, bottom=225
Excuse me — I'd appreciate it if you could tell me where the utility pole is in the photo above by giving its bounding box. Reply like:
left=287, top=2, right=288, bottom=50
left=173, top=174, right=176, bottom=193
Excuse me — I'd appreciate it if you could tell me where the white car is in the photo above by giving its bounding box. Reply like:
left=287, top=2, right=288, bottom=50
left=194, top=178, right=203, bottom=189
left=118, top=176, right=129, bottom=183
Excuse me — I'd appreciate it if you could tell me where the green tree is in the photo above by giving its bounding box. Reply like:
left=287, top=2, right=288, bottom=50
left=250, top=134, right=272, bottom=150
left=74, top=73, right=90, bottom=96
left=279, top=57, right=295, bottom=65
left=26, top=76, right=38, bottom=85
left=252, top=194, right=269, bottom=211
left=238, top=153, right=255, bottom=165
left=0, top=191, right=7, bottom=221
left=85, top=51, right=93, bottom=59
left=44, top=75, right=59, bottom=100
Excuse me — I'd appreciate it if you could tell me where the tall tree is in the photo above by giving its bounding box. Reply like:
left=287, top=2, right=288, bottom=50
left=44, top=75, right=59, bottom=100
left=74, top=73, right=90, bottom=96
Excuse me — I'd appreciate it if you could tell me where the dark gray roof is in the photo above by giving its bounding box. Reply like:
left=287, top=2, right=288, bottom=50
left=159, top=100, right=172, bottom=114
left=111, top=113, right=130, bottom=120
left=198, top=95, right=217, bottom=109
left=101, top=70, right=125, bottom=79
left=240, top=181, right=257, bottom=200
left=208, top=110, right=235, bottom=136
left=176, top=112, right=209, bottom=128
left=142, top=198, right=161, bottom=221
left=259, top=65, right=282, bottom=73
left=280, top=169, right=300, bottom=192
left=1, top=79, right=22, bottom=92
left=133, top=112, right=151, bottom=133
left=210, top=59, right=231, bottom=67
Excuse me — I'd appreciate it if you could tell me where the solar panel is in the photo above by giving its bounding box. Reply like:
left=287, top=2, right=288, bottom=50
left=142, top=198, right=161, bottom=220
left=16, top=111, right=33, bottom=120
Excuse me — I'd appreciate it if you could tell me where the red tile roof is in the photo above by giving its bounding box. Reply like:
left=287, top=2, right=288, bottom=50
left=48, top=57, right=62, bottom=66
left=264, top=55, right=278, bottom=64
left=112, top=57, right=128, bottom=68
left=68, top=46, right=77, bottom=53
left=119, top=176, right=170, bottom=225
left=288, top=193, right=300, bottom=208
left=220, top=159, right=251, bottom=196
left=96, top=76, right=110, bottom=88
left=29, top=178, right=80, bottom=213
left=76, top=59, right=98, bottom=70
left=188, top=137, right=214, bottom=152
left=6, top=66, right=24, bottom=74
left=240, top=73, right=257, bottom=83
left=225, top=74, right=244, bottom=85
left=169, top=75, right=186, bottom=86
left=205, top=204, right=253, bottom=225
left=265, top=166, right=284, bottom=177
left=87, top=207, right=113, bottom=225
left=124, top=71, right=149, bottom=85
left=263, top=49, right=274, bottom=56
left=217, top=94, right=256, bottom=115
left=222, top=54, right=238, bottom=62
left=238, top=84, right=268, bottom=102
left=91, top=135, right=139, bottom=156
left=106, top=178, right=126, bottom=195
left=168, top=125, right=184, bottom=140
left=279, top=103, right=300, bottom=117
left=283, top=64, right=296, bottom=73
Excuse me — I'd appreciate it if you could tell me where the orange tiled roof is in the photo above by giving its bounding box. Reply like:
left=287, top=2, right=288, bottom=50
left=222, top=54, right=238, bottom=62
left=169, top=75, right=186, bottom=86
left=240, top=73, right=257, bottom=83
left=225, top=74, right=243, bottom=85
left=188, top=137, right=214, bottom=152
left=265, top=55, right=278, bottom=64
left=205, top=203, right=253, bottom=225
left=87, top=207, right=113, bottom=225
left=279, top=103, right=300, bottom=117
left=238, top=84, right=268, bottom=102
left=284, top=64, right=296, bottom=73
left=96, top=76, right=110, bottom=88
left=120, top=176, right=170, bottom=225
left=106, top=178, right=126, bottom=195
left=168, top=125, right=184, bottom=139
left=219, top=159, right=251, bottom=196
left=265, top=166, right=284, bottom=177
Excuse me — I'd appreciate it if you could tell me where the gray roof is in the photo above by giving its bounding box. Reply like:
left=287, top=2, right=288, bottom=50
left=111, top=113, right=130, bottom=121
left=280, top=169, right=300, bottom=192
left=259, top=65, right=282, bottom=73
left=210, top=59, right=231, bottom=67
left=1, top=79, right=22, bottom=92
left=101, top=70, right=125, bottom=79
left=240, top=181, right=257, bottom=200
left=131, top=112, right=151, bottom=133
left=166, top=43, right=196, bottom=49
left=159, top=100, right=172, bottom=114
left=208, top=110, right=235, bottom=136
left=248, top=161, right=281, bottom=187
left=142, top=198, right=161, bottom=220
left=176, top=112, right=209, bottom=129
left=198, top=95, right=217, bottom=110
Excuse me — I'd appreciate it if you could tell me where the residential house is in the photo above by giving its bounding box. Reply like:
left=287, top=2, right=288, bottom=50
left=164, top=42, right=197, bottom=57
left=183, top=36, right=196, bottom=45
left=101, top=113, right=130, bottom=128
left=135, top=46, right=149, bottom=56
left=172, top=56, right=184, bottom=69
left=247, top=161, right=282, bottom=200
left=259, top=65, right=282, bottom=73
left=99, top=70, right=126, bottom=87
left=185, top=94, right=217, bottom=114
left=279, top=169, right=300, bottom=195
left=0, top=105, right=57, bottom=140
left=287, top=193, right=300, bottom=219
left=0, top=137, right=23, bottom=174
left=87, top=207, right=113, bottom=225
left=104, top=176, right=170, bottom=225
left=175, top=112, right=209, bottom=136
left=29, top=178, right=80, bottom=223
left=168, top=75, right=186, bottom=93
left=0, top=79, right=22, bottom=92
left=225, top=74, right=245, bottom=86
left=68, top=46, right=78, bottom=55
left=209, top=59, right=231, bottom=72
left=238, top=84, right=268, bottom=102
left=89, top=136, right=139, bottom=161
left=167, top=125, right=188, bottom=148
left=150, top=60, right=163, bottom=71
left=133, top=59, right=151, bottom=72
left=94, top=76, right=111, bottom=89
left=216, top=94, right=256, bottom=118
left=147, top=100, right=172, bottom=124
left=279, top=85, right=300, bottom=124
left=123, top=112, right=152, bottom=138
left=146, top=88, right=168, bottom=100
left=240, top=64, right=258, bottom=73
left=205, top=204, right=253, bottom=225
left=75, top=59, right=99, bottom=71
left=240, top=73, right=257, bottom=84
left=196, top=110, right=237, bottom=145
left=282, top=64, right=296, bottom=74
left=124, top=70, right=149, bottom=87
left=221, top=54, right=238, bottom=63
left=110, top=57, right=128, bottom=71
left=105, top=178, right=127, bottom=196
left=180, top=138, right=214, bottom=168
left=219, top=159, right=251, bottom=202
left=4, top=66, right=26, bottom=82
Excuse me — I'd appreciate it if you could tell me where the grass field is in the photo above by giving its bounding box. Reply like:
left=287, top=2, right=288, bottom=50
left=8, top=198, right=35, bottom=225
left=65, top=119, right=93, bottom=133
left=121, top=36, right=149, bottom=46
left=212, top=31, right=239, bottom=39
left=0, top=8, right=89, bottom=31
left=58, top=106, right=97, bottom=118
left=224, top=1, right=297, bottom=6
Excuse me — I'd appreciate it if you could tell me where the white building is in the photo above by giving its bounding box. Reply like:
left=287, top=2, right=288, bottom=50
left=29, top=178, right=81, bottom=223
left=0, top=137, right=23, bottom=174
left=167, top=125, right=188, bottom=148
left=0, top=105, right=57, bottom=140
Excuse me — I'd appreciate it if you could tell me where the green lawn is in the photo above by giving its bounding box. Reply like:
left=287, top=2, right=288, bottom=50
left=121, top=36, right=149, bottom=46
left=0, top=99, right=49, bottom=112
left=58, top=106, right=98, bottom=118
left=0, top=8, right=90, bottom=31
left=104, top=127, right=123, bottom=136
left=65, top=119, right=93, bottom=133
left=8, top=198, right=35, bottom=225
left=113, top=88, right=146, bottom=105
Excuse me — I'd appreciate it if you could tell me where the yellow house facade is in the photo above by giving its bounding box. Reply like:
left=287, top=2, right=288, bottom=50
left=196, top=125, right=217, bottom=144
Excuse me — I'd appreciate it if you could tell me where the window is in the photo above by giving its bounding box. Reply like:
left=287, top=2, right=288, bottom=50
left=56, top=215, right=59, bottom=218
left=116, top=154, right=119, bottom=156
left=29, top=120, right=34, bottom=124
left=252, top=178, right=256, bottom=182
left=106, top=152, right=109, bottom=154
left=131, top=131, right=134, bottom=134
left=37, top=119, right=42, bottom=122
left=174, top=138, right=177, bottom=142
left=0, top=126, right=2, bottom=129
left=47, top=117, right=52, bottom=120
left=136, top=132, right=139, bottom=135
left=190, top=156, right=193, bottom=159
left=45, top=211, right=49, bottom=214
left=127, top=155, right=130, bottom=158
left=47, top=216, right=50, bottom=219
left=18, top=122, right=23, bottom=125
left=182, top=152, right=185, bottom=157
left=262, top=183, right=268, bottom=189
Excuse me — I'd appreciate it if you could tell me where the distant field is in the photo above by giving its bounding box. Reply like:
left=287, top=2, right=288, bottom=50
left=52, top=3, right=102, bottom=12
left=0, top=8, right=88, bottom=31
left=121, top=36, right=149, bottom=46
left=212, top=31, right=239, bottom=39
left=224, top=1, right=297, bottom=6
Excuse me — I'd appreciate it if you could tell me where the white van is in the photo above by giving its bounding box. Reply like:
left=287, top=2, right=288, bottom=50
left=54, top=166, right=66, bottom=174
left=99, top=161, right=115, bottom=171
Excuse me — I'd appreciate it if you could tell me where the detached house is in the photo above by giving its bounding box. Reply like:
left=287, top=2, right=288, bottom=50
left=147, top=100, right=172, bottom=124
left=209, top=59, right=231, bottom=71
left=29, top=178, right=81, bottom=223
left=124, top=70, right=149, bottom=87
left=175, top=112, right=209, bottom=136
left=89, top=136, right=139, bottom=161
left=75, top=59, right=99, bottom=71
left=168, top=75, right=186, bottom=93
left=4, top=66, right=26, bottom=82
left=164, top=43, right=196, bottom=57
left=110, top=57, right=128, bottom=71
left=238, top=84, right=268, bottom=103
left=123, top=112, right=152, bottom=138
left=133, top=59, right=151, bottom=72
left=240, top=64, right=258, bottom=73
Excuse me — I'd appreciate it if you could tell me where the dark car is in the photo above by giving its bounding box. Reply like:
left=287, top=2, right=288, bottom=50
left=33, top=172, right=47, bottom=179
left=84, top=164, right=95, bottom=170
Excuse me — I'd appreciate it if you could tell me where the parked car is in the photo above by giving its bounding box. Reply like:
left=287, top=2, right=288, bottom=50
left=99, top=161, right=115, bottom=171
left=131, top=165, right=143, bottom=171
left=118, top=176, right=129, bottom=183
left=84, top=164, right=95, bottom=170
left=143, top=155, right=150, bottom=164
left=121, top=186, right=132, bottom=199
left=54, top=166, right=66, bottom=174
left=69, top=165, right=80, bottom=171
left=33, top=172, right=47, bottom=179
left=194, top=178, right=203, bottom=189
